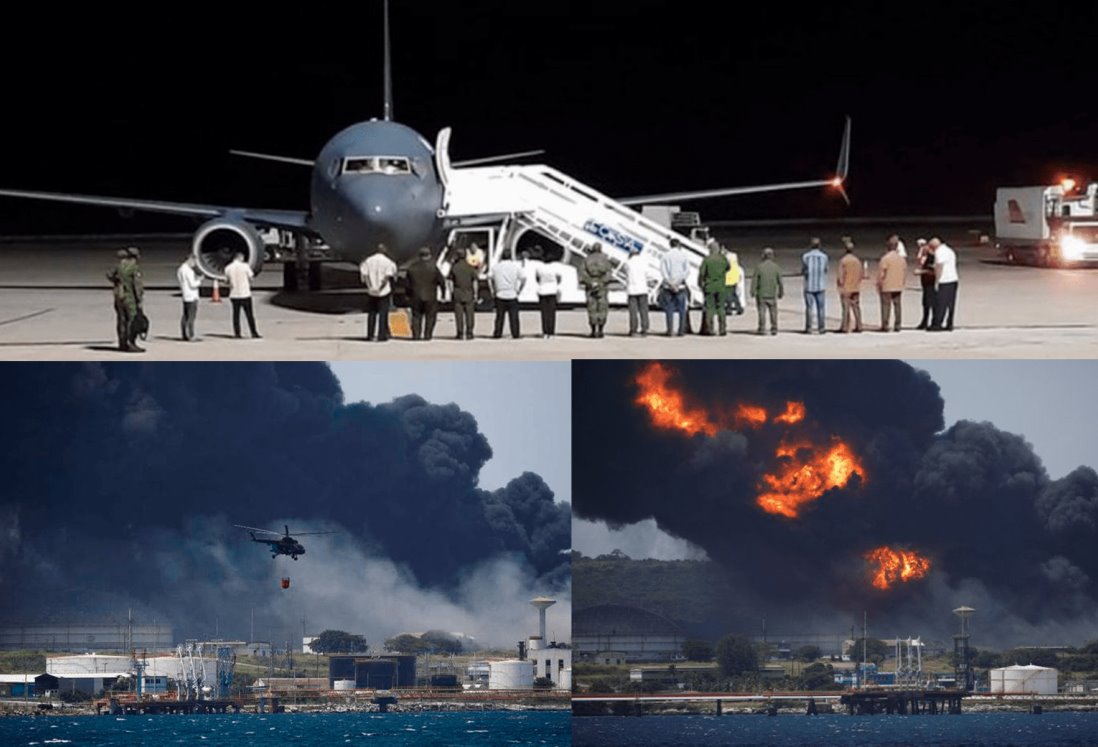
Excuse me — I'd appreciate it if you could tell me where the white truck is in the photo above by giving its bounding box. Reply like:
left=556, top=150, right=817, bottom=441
left=994, top=182, right=1098, bottom=266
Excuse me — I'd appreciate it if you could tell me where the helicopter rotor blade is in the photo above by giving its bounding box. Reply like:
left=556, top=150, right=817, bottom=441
left=234, top=524, right=281, bottom=535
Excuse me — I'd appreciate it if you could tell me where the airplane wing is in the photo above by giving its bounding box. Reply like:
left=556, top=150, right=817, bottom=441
left=0, top=188, right=310, bottom=231
left=617, top=116, right=851, bottom=206
left=229, top=149, right=546, bottom=168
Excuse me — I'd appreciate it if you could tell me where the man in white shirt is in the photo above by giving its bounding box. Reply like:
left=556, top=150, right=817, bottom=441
left=625, top=245, right=650, bottom=336
left=176, top=256, right=203, bottom=341
left=927, top=237, right=958, bottom=331
left=533, top=247, right=563, bottom=338
left=224, top=252, right=260, bottom=338
left=489, top=254, right=525, bottom=339
left=360, top=244, right=398, bottom=341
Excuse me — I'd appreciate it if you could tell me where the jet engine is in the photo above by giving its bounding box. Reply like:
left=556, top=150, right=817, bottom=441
left=192, top=217, right=265, bottom=280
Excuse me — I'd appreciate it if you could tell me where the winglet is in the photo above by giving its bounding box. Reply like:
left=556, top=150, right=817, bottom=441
left=383, top=0, right=393, bottom=121
left=832, top=116, right=852, bottom=205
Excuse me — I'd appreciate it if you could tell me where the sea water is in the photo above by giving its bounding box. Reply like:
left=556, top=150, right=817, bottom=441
left=1, top=710, right=570, bottom=746
left=573, top=712, right=1098, bottom=747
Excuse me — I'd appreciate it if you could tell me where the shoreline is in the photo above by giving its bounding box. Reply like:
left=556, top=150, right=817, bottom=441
left=0, top=700, right=571, bottom=718
left=572, top=697, right=1098, bottom=717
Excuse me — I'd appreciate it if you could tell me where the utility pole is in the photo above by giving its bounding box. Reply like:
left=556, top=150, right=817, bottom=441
left=862, top=611, right=867, bottom=689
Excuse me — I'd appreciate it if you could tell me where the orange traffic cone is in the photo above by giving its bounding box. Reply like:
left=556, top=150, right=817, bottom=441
left=211, top=279, right=222, bottom=303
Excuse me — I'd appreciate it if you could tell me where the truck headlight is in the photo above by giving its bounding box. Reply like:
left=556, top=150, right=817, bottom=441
left=1061, top=235, right=1086, bottom=261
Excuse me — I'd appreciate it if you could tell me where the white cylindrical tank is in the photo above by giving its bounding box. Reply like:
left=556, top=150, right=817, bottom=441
left=558, top=668, right=572, bottom=691
left=333, top=679, right=356, bottom=691
left=47, top=654, right=132, bottom=676
left=990, top=665, right=1057, bottom=695
left=488, top=660, right=534, bottom=690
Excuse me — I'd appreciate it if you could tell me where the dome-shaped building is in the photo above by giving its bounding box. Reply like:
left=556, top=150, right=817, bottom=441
left=573, top=604, right=686, bottom=663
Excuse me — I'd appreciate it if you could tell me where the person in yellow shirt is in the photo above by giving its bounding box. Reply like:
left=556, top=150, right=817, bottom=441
left=723, top=246, right=745, bottom=316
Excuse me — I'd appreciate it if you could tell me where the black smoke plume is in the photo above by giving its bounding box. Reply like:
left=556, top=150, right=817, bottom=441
left=0, top=363, right=570, bottom=646
left=573, top=360, right=1096, bottom=646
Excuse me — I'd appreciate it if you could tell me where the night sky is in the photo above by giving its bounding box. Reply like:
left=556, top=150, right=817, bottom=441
left=3, top=1, right=1097, bottom=235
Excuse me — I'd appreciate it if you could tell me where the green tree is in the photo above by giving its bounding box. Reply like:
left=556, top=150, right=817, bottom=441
left=384, top=634, right=428, bottom=653
left=715, top=634, right=758, bottom=677
left=587, top=678, right=615, bottom=694
left=310, top=629, right=368, bottom=654
left=421, top=630, right=463, bottom=654
left=1001, top=648, right=1059, bottom=669
left=847, top=638, right=889, bottom=665
left=798, top=662, right=840, bottom=691
left=682, top=640, right=714, bottom=661
left=971, top=649, right=1001, bottom=669
left=795, top=645, right=821, bottom=662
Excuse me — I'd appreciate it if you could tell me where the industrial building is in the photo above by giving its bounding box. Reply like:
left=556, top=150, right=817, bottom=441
left=327, top=655, right=416, bottom=690
left=573, top=604, right=686, bottom=662
left=990, top=664, right=1059, bottom=695
left=45, top=647, right=233, bottom=698
left=0, top=623, right=174, bottom=652
left=526, top=597, right=571, bottom=688
left=0, top=673, right=59, bottom=698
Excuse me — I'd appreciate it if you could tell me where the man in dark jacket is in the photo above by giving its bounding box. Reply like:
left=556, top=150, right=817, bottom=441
left=449, top=250, right=479, bottom=340
left=406, top=247, right=446, bottom=340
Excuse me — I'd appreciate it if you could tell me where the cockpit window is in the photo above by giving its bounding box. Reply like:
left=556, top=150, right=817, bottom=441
left=342, top=156, right=412, bottom=175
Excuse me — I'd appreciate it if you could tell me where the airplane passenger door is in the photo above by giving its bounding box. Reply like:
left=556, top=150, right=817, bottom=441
left=444, top=226, right=495, bottom=307
left=435, top=127, right=453, bottom=200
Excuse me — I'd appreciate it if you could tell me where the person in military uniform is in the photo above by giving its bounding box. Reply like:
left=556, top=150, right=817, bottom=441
left=751, top=246, right=784, bottom=335
left=698, top=241, right=731, bottom=336
left=405, top=247, right=446, bottom=340
left=579, top=242, right=614, bottom=338
left=120, top=246, right=146, bottom=351
left=107, top=246, right=145, bottom=351
left=106, top=248, right=130, bottom=350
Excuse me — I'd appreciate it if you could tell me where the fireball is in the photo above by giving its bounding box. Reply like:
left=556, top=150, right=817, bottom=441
left=756, top=438, right=864, bottom=518
left=634, top=362, right=719, bottom=437
left=865, top=546, right=931, bottom=590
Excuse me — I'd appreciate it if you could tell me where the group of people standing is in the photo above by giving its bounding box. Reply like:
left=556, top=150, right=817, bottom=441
left=355, top=243, right=571, bottom=342
left=173, top=252, right=261, bottom=342
left=106, top=247, right=146, bottom=352
left=118, top=231, right=961, bottom=348
left=106, top=249, right=260, bottom=352
left=802, top=233, right=960, bottom=335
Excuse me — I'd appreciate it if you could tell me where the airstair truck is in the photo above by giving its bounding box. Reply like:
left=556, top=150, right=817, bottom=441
left=995, top=182, right=1098, bottom=266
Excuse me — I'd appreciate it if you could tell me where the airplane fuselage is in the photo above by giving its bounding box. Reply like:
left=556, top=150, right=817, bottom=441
left=309, top=120, right=445, bottom=267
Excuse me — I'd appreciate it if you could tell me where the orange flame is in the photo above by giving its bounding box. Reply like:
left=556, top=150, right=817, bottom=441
left=634, top=363, right=719, bottom=437
left=733, top=404, right=768, bottom=429
left=865, top=546, right=931, bottom=590
left=774, top=401, right=806, bottom=424
left=756, top=438, right=865, bottom=518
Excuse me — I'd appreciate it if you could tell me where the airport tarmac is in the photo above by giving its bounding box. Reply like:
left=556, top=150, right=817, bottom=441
left=1, top=226, right=1095, bottom=360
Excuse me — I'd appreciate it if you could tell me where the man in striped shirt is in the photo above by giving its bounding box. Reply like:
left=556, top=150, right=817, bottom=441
left=801, top=237, right=829, bottom=334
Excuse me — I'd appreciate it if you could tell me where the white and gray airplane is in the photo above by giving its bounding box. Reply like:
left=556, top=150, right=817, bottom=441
left=0, top=1, right=850, bottom=289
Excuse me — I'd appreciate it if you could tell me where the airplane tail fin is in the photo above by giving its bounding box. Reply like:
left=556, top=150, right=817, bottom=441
left=383, top=0, right=393, bottom=121
left=832, top=116, right=852, bottom=205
